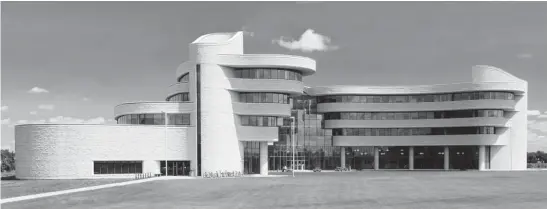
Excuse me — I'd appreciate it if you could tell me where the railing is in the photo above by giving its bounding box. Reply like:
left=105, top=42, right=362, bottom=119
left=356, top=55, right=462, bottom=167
left=202, top=170, right=243, bottom=179
left=134, top=172, right=156, bottom=180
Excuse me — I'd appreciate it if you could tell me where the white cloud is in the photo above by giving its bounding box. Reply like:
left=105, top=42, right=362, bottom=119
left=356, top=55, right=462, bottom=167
left=38, top=104, right=55, bottom=110
left=529, top=120, right=547, bottom=133
left=29, top=111, right=38, bottom=115
left=27, top=87, right=49, bottom=94
left=528, top=120, right=547, bottom=151
left=527, top=110, right=541, bottom=116
left=1, top=106, right=8, bottom=112
left=16, top=119, right=28, bottom=124
left=48, top=116, right=106, bottom=124
left=83, top=97, right=90, bottom=101
left=273, top=29, right=339, bottom=52
left=517, top=53, right=533, bottom=59
left=1, top=118, right=11, bottom=125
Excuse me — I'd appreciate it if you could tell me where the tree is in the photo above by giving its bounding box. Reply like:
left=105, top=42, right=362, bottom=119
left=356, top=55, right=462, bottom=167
left=1, top=149, right=16, bottom=172
left=527, top=151, right=547, bottom=163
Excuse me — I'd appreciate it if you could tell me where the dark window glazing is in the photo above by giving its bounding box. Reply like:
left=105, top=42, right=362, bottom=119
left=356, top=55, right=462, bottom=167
left=117, top=113, right=191, bottom=125
left=167, top=93, right=190, bottom=102
left=332, top=127, right=497, bottom=136
left=324, top=110, right=504, bottom=120
left=318, top=92, right=515, bottom=104
left=177, top=73, right=189, bottom=83
left=94, top=161, right=143, bottom=174
left=239, top=93, right=290, bottom=104
left=234, top=68, right=303, bottom=81
left=240, top=115, right=278, bottom=127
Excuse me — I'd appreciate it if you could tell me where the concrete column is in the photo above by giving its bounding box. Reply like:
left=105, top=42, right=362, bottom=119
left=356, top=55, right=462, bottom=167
left=479, top=145, right=486, bottom=171
left=260, top=142, right=268, bottom=175
left=374, top=147, right=380, bottom=170
left=340, top=147, right=346, bottom=168
left=444, top=146, right=450, bottom=170
left=409, top=146, right=414, bottom=170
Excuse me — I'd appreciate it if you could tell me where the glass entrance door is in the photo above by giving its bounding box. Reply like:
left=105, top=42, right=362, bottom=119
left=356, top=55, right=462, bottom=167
left=160, top=161, right=191, bottom=176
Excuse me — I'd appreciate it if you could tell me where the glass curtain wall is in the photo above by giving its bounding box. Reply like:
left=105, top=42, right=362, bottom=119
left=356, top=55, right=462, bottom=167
left=413, top=146, right=445, bottom=169
left=345, top=146, right=375, bottom=170
left=449, top=146, right=479, bottom=170
left=243, top=141, right=261, bottom=174
left=269, top=95, right=340, bottom=170
left=378, top=146, right=409, bottom=169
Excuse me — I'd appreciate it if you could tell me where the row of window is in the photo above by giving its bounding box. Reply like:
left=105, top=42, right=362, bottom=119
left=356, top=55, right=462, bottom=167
left=332, top=127, right=496, bottom=136
left=239, top=92, right=290, bottom=104
left=324, top=110, right=504, bottom=120
left=235, top=68, right=303, bottom=81
left=318, top=92, right=515, bottom=104
left=93, top=161, right=143, bottom=174
left=116, top=113, right=191, bottom=125
left=167, top=93, right=190, bottom=102
left=177, top=73, right=189, bottom=82
left=240, top=115, right=278, bottom=127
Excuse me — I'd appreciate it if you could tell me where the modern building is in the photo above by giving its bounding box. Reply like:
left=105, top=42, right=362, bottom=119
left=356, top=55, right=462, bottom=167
left=14, top=31, right=528, bottom=179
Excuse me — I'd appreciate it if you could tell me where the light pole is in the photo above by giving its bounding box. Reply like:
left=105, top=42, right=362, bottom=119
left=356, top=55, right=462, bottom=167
left=162, top=111, right=168, bottom=176
left=290, top=116, right=296, bottom=177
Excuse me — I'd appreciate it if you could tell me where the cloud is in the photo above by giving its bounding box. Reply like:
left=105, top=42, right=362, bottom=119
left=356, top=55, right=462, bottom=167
left=48, top=116, right=106, bottom=124
left=29, top=111, right=38, bottom=115
left=27, top=87, right=49, bottom=94
left=82, top=97, right=90, bottom=101
left=1, top=118, right=11, bottom=125
left=528, top=119, right=547, bottom=151
left=273, top=29, right=339, bottom=52
left=517, top=53, right=533, bottom=59
left=1, top=106, right=8, bottom=112
left=38, top=104, right=55, bottom=110
left=527, top=110, right=541, bottom=116
left=529, top=120, right=547, bottom=133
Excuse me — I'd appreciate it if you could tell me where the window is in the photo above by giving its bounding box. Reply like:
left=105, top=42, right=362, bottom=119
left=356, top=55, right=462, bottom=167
left=94, top=161, right=143, bottom=174
left=167, top=93, right=190, bottom=102
left=178, top=73, right=189, bottom=82
left=241, top=116, right=277, bottom=127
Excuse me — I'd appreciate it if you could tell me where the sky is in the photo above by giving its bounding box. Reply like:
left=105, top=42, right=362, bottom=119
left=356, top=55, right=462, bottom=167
left=1, top=2, right=547, bottom=151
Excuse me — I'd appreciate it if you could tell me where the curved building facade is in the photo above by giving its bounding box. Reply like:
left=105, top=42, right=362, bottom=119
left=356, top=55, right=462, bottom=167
left=14, top=32, right=526, bottom=179
left=271, top=65, right=526, bottom=171
left=14, top=31, right=316, bottom=179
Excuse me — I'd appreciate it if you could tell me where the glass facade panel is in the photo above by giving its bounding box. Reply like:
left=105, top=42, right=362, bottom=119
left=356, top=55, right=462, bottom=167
left=177, top=73, right=189, bottom=83
left=414, top=146, right=445, bottom=169
left=449, top=146, right=479, bottom=170
left=234, top=68, right=303, bottom=81
left=318, top=91, right=515, bottom=103
left=323, top=110, right=504, bottom=120
left=117, top=113, right=190, bottom=125
left=94, top=161, right=143, bottom=174
left=378, top=146, right=409, bottom=169
left=332, top=127, right=497, bottom=136
left=238, top=93, right=290, bottom=104
left=240, top=116, right=277, bottom=127
left=167, top=93, right=190, bottom=102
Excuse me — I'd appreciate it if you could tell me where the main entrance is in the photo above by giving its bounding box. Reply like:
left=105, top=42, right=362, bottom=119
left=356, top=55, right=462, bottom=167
left=160, top=161, right=191, bottom=176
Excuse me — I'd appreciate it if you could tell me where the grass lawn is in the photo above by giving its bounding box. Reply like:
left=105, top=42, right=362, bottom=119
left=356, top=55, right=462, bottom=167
left=1, top=178, right=130, bottom=199
left=2, top=171, right=547, bottom=209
